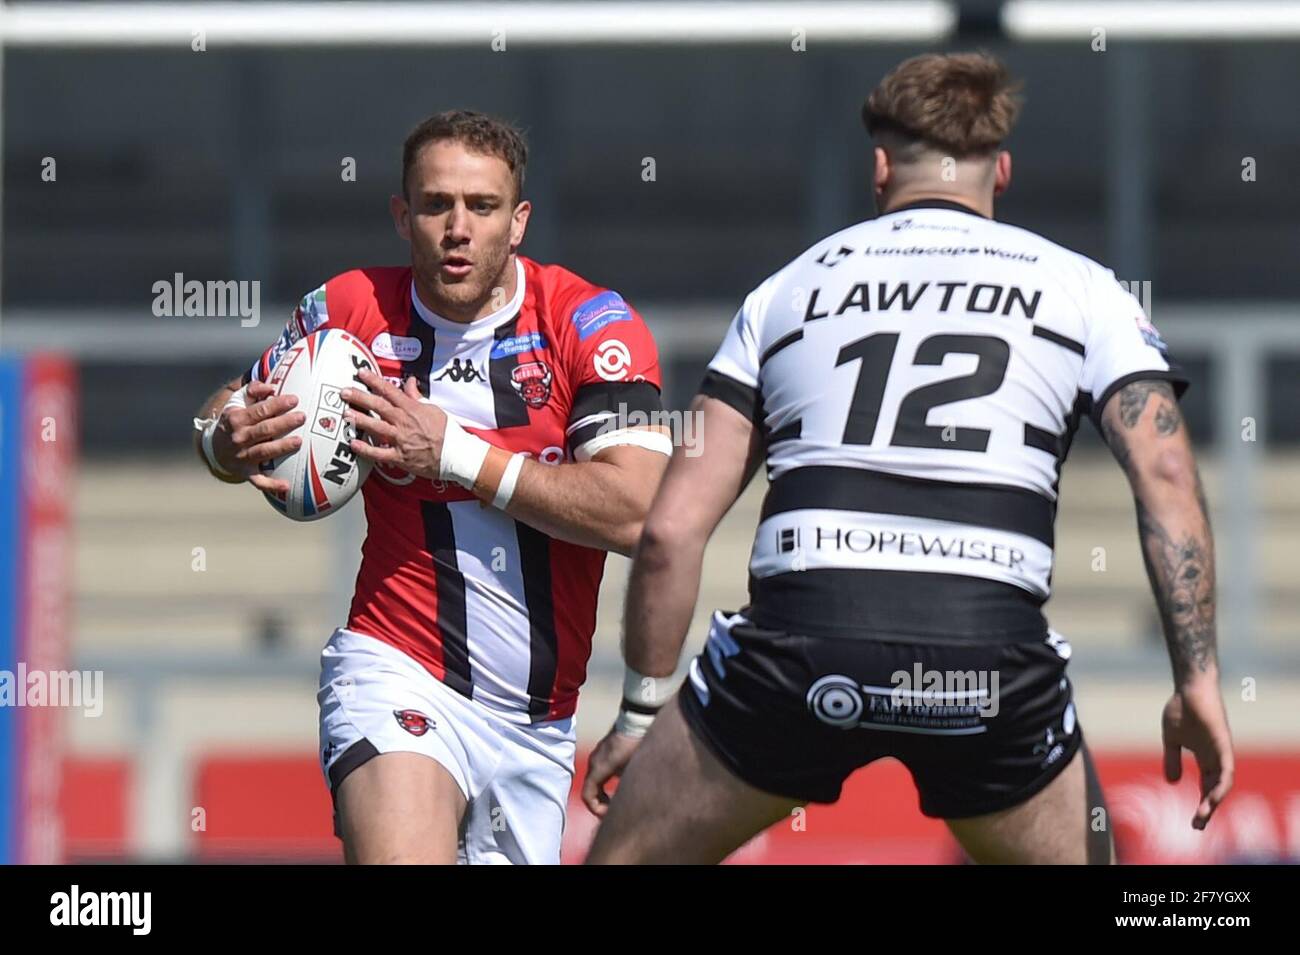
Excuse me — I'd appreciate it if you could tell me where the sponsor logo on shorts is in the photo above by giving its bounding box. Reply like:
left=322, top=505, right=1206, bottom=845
left=806, top=675, right=864, bottom=728
left=806, top=668, right=1000, bottom=732
left=394, top=709, right=436, bottom=736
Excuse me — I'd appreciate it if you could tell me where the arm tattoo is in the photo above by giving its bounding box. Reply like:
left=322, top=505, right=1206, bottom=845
left=1154, top=400, right=1182, bottom=436
left=1102, top=379, right=1217, bottom=682
left=1101, top=379, right=1183, bottom=477
left=1100, top=414, right=1135, bottom=478
left=1116, top=379, right=1179, bottom=429
left=1136, top=498, right=1218, bottom=682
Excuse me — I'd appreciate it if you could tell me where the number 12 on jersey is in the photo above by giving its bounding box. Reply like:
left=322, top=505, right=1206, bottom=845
left=833, top=333, right=1010, bottom=452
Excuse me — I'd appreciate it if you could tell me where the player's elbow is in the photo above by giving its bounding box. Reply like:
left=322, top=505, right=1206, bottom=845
left=632, top=514, right=684, bottom=565
left=608, top=494, right=655, bottom=557
left=1142, top=447, right=1198, bottom=494
left=610, top=517, right=645, bottom=558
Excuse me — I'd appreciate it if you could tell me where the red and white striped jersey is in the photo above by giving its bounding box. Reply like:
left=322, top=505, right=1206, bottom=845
left=245, top=257, right=664, bottom=722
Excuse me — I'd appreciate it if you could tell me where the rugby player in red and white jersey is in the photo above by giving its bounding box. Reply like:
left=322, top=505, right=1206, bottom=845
left=191, top=111, right=672, bottom=864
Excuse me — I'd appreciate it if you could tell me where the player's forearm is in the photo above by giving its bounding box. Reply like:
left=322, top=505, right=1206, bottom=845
left=493, top=456, right=659, bottom=557
left=1133, top=472, right=1219, bottom=688
left=622, top=524, right=706, bottom=677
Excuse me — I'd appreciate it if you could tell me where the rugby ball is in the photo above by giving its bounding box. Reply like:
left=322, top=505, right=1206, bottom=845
left=258, top=328, right=379, bottom=521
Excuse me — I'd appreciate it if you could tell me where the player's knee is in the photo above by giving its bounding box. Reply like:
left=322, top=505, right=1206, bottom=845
left=351, top=848, right=447, bottom=865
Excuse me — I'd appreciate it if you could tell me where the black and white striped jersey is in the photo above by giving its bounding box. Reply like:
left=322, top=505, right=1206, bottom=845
left=700, top=199, right=1187, bottom=641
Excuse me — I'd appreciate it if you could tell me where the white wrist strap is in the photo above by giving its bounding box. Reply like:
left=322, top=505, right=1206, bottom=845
left=623, top=666, right=673, bottom=710
left=197, top=417, right=237, bottom=479
left=222, top=386, right=249, bottom=413
left=439, top=415, right=492, bottom=488
left=493, top=452, right=527, bottom=509
left=198, top=386, right=249, bottom=480
left=613, top=706, right=656, bottom=740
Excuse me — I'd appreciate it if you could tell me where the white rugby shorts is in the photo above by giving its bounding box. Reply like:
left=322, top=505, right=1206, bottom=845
left=317, top=627, right=576, bottom=864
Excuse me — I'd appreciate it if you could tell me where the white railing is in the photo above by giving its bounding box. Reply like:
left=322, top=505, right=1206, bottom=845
left=1, top=2, right=1295, bottom=47
left=0, top=2, right=954, bottom=46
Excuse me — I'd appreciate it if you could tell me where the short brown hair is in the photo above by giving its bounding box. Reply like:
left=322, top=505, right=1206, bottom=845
left=401, top=110, right=528, bottom=202
left=862, top=52, right=1023, bottom=158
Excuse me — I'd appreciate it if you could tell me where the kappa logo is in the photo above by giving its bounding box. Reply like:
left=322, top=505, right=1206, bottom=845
left=1032, top=703, right=1075, bottom=767
left=434, top=357, right=486, bottom=383
left=511, top=360, right=553, bottom=408
left=394, top=709, right=436, bottom=736
left=593, top=339, right=632, bottom=381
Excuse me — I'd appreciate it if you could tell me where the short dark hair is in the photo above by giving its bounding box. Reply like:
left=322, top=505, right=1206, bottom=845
left=863, top=52, right=1023, bottom=158
left=401, top=110, right=528, bottom=203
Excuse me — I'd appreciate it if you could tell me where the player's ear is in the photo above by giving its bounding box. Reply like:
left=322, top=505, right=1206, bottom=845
left=872, top=146, right=890, bottom=201
left=390, top=193, right=412, bottom=241
left=509, top=199, right=531, bottom=253
left=993, top=150, right=1012, bottom=197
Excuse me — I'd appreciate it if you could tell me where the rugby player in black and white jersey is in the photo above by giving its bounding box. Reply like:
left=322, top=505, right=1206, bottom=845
left=583, top=53, right=1234, bottom=864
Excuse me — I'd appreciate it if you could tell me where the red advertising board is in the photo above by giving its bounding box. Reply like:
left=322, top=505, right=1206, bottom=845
left=61, top=747, right=1300, bottom=864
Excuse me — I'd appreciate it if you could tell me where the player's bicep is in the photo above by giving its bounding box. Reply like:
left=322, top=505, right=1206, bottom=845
left=1097, top=377, right=1195, bottom=488
left=642, top=394, right=761, bottom=546
left=590, top=440, right=672, bottom=496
